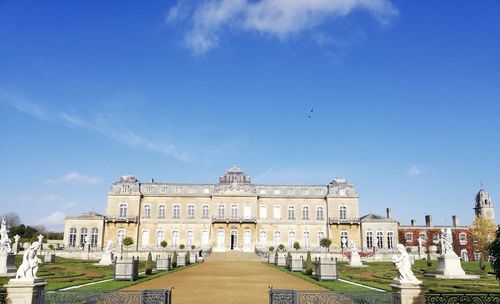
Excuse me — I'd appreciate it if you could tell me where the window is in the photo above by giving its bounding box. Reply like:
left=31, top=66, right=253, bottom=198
left=231, top=204, right=238, bottom=219
left=175, top=186, right=182, bottom=193
left=143, top=204, right=151, bottom=219
left=172, top=230, right=179, bottom=247
left=405, top=232, right=413, bottom=242
left=316, top=206, right=324, bottom=220
left=461, top=249, right=468, bottom=261
left=156, top=230, right=164, bottom=247
left=288, top=231, right=296, bottom=248
left=366, top=231, right=373, bottom=249
left=288, top=206, right=295, bottom=220
left=274, top=231, right=281, bottom=246
left=316, top=188, right=323, bottom=195
left=459, top=232, right=467, bottom=245
left=119, top=203, right=127, bottom=218
left=203, top=187, right=210, bottom=194
left=432, top=233, right=439, bottom=243
left=91, top=228, right=98, bottom=248
left=260, top=230, right=267, bottom=245
left=260, top=205, right=267, bottom=219
left=244, top=204, right=251, bottom=218
left=339, top=205, right=347, bottom=220
left=186, top=230, right=194, bottom=246
left=201, top=230, right=209, bottom=245
left=202, top=205, right=209, bottom=219
left=288, top=188, right=295, bottom=195
left=117, top=229, right=126, bottom=244
left=304, top=231, right=310, bottom=249
left=187, top=205, right=195, bottom=219
left=141, top=229, right=150, bottom=247
left=172, top=205, right=180, bottom=219
left=260, top=189, right=266, bottom=195
left=69, top=228, right=77, bottom=247
left=474, top=251, right=481, bottom=261
left=387, top=232, right=394, bottom=250
left=158, top=204, right=166, bottom=219
left=302, top=189, right=309, bottom=195
left=273, top=205, right=281, bottom=220
left=340, top=230, right=349, bottom=248
left=80, top=228, right=88, bottom=247
left=317, top=231, right=325, bottom=246
left=218, top=204, right=225, bottom=218
left=302, top=205, right=310, bottom=220
left=273, top=188, right=281, bottom=195
left=418, top=232, right=426, bottom=242
left=376, top=231, right=384, bottom=249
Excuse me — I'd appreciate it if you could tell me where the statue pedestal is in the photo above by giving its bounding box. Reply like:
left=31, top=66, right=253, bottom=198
left=390, top=280, right=424, bottom=304
left=3, top=278, right=47, bottom=304
left=97, top=252, right=114, bottom=266
left=0, top=252, right=16, bottom=277
left=425, top=254, right=479, bottom=279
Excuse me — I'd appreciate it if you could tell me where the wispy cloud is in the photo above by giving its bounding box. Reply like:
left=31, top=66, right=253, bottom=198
left=18, top=194, right=64, bottom=204
left=167, top=0, right=398, bottom=55
left=36, top=211, right=66, bottom=231
left=0, top=90, right=192, bottom=162
left=406, top=165, right=426, bottom=176
left=46, top=172, right=102, bottom=186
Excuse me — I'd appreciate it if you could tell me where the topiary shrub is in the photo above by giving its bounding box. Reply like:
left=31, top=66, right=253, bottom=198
left=304, top=251, right=313, bottom=275
left=160, top=241, right=168, bottom=248
left=293, top=241, right=300, bottom=251
left=278, top=244, right=285, bottom=251
left=191, top=245, right=195, bottom=250
left=48, top=244, right=54, bottom=250
left=145, top=252, right=154, bottom=275
left=172, top=251, right=178, bottom=268
left=319, top=238, right=332, bottom=252
left=268, top=246, right=275, bottom=252
left=179, top=244, right=185, bottom=249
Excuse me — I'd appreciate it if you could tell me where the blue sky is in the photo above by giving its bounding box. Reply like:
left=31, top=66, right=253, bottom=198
left=1, top=0, right=499, bottom=231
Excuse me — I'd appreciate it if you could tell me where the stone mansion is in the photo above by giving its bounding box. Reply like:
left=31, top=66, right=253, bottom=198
left=63, top=166, right=398, bottom=253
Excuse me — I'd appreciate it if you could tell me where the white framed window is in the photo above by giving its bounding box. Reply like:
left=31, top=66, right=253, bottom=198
left=376, top=231, right=384, bottom=249
left=287, top=188, right=295, bottom=195
left=156, top=230, right=164, bottom=247
left=244, top=204, right=251, bottom=218
left=366, top=231, right=374, bottom=249
left=303, top=231, right=310, bottom=249
left=91, top=228, right=98, bottom=248
left=69, top=228, right=77, bottom=247
left=273, top=205, right=281, bottom=220
left=316, top=188, right=323, bottom=195
left=186, top=230, right=194, bottom=246
left=187, top=204, right=195, bottom=219
left=339, top=205, right=347, bottom=220
left=260, top=230, right=267, bottom=245
left=274, top=231, right=281, bottom=246
left=143, top=204, right=151, bottom=219
left=158, top=204, right=166, bottom=219
left=474, top=251, right=481, bottom=261
left=218, top=204, right=225, bottom=218
left=316, top=206, right=324, bottom=220
left=203, top=187, right=210, bottom=194
left=117, top=229, right=126, bottom=243
left=461, top=249, right=468, bottom=261
left=231, top=204, right=238, bottom=219
left=273, top=188, right=281, bottom=195
left=288, top=206, right=295, bottom=220
left=260, top=189, right=266, bottom=195
left=302, top=205, right=310, bottom=220
left=119, top=203, right=127, bottom=218
left=387, top=231, right=394, bottom=249
left=459, top=232, right=467, bottom=245
left=202, top=205, right=209, bottom=219
left=405, top=232, right=413, bottom=242
left=141, top=229, right=150, bottom=247
left=172, top=230, right=179, bottom=247
left=201, top=230, right=209, bottom=245
left=317, top=231, right=325, bottom=245
left=175, top=186, right=182, bottom=193
left=288, top=231, right=296, bottom=248
left=80, top=228, right=88, bottom=247
left=302, top=188, right=309, bottom=195
left=340, top=230, right=349, bottom=248
left=418, top=232, right=426, bottom=242
left=259, top=205, right=267, bottom=219
left=172, top=204, right=180, bottom=219
left=432, top=233, right=440, bottom=243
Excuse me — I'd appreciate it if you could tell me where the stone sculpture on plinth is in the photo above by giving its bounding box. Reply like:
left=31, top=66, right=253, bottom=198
left=97, top=240, right=114, bottom=266
left=347, top=242, right=364, bottom=267
left=0, top=218, right=16, bottom=277
left=390, top=244, right=424, bottom=304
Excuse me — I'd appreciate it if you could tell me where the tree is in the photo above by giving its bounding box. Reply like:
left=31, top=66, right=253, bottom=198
left=160, top=241, right=168, bottom=248
left=304, top=251, right=313, bottom=275
left=122, top=237, right=134, bottom=249
left=293, top=241, right=301, bottom=251
left=469, top=217, right=497, bottom=257
left=489, top=225, right=500, bottom=282
left=0, top=212, right=21, bottom=227
left=268, top=246, right=275, bottom=252
left=145, top=252, right=154, bottom=275
left=320, top=238, right=332, bottom=252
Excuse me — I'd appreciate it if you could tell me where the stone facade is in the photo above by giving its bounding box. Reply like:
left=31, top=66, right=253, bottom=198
left=63, top=166, right=399, bottom=255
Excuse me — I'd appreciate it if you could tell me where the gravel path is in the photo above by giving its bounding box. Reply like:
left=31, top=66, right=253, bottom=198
left=125, top=254, right=324, bottom=304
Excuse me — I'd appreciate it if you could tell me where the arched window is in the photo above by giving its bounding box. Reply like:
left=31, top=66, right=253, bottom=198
left=172, top=205, right=180, bottom=219
left=186, top=230, right=194, bottom=246
left=119, top=203, right=127, bottom=218
left=316, top=206, right=324, bottom=220
left=376, top=231, right=384, bottom=249
left=231, top=204, right=238, bottom=219
left=91, top=228, right=98, bottom=248
left=260, top=230, right=267, bottom=245
left=317, top=231, right=325, bottom=246
left=288, top=231, right=296, bottom=248
left=172, top=230, right=179, bottom=247
left=158, top=204, right=166, bottom=219
left=156, top=230, right=164, bottom=247
left=387, top=231, right=394, bottom=249
left=117, top=229, right=126, bottom=244
left=302, top=205, right=310, bottom=220
left=273, top=205, right=281, bottom=220
left=141, top=229, right=150, bottom=247
left=339, top=205, right=347, bottom=220
left=340, top=230, right=349, bottom=248
left=69, top=228, right=77, bottom=247
left=260, top=205, right=267, bottom=219
left=288, top=206, right=295, bottom=220
left=80, top=228, right=88, bottom=247
left=366, top=231, right=373, bottom=249
left=459, top=232, right=467, bottom=245
left=274, top=231, right=281, bottom=246
left=202, top=205, right=209, bottom=219
left=405, top=232, right=413, bottom=242
left=187, top=205, right=195, bottom=219
left=218, top=204, right=225, bottom=218
left=303, top=231, right=310, bottom=249
left=143, top=204, right=151, bottom=219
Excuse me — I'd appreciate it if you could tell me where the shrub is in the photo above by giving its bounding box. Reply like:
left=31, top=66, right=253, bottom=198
left=160, top=241, right=168, bottom=248
left=172, top=251, right=178, bottom=268
left=191, top=245, right=195, bottom=250
left=304, top=251, right=313, bottom=275
left=489, top=224, right=500, bottom=281
left=179, top=244, right=185, bottom=249
left=48, top=244, right=54, bottom=250
left=122, top=237, right=134, bottom=248
left=278, top=244, right=285, bottom=251
left=293, top=241, right=300, bottom=250
left=145, top=252, right=154, bottom=275
left=268, top=246, right=275, bottom=252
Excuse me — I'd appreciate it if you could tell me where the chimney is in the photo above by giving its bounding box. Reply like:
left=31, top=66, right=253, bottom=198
left=386, top=208, right=392, bottom=219
left=425, top=215, right=432, bottom=227
left=452, top=215, right=459, bottom=227
left=410, top=219, right=416, bottom=226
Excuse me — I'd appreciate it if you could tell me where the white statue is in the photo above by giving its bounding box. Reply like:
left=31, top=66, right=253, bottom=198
left=392, top=244, right=421, bottom=283
left=15, top=241, right=42, bottom=279
left=440, top=228, right=453, bottom=255
left=105, top=240, right=113, bottom=253
left=0, top=217, right=12, bottom=253
left=349, top=241, right=363, bottom=267
left=350, top=241, right=359, bottom=255
left=37, top=234, right=44, bottom=244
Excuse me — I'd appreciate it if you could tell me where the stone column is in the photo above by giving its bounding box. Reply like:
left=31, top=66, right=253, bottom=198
left=390, top=281, right=424, bottom=304
left=3, top=278, right=47, bottom=304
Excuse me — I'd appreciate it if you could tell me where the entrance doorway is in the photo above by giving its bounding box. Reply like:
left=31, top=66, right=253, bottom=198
left=217, top=229, right=225, bottom=251
left=230, top=229, right=238, bottom=250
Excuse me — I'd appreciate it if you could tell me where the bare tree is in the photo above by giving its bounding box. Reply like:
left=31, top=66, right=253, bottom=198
left=0, top=212, right=21, bottom=227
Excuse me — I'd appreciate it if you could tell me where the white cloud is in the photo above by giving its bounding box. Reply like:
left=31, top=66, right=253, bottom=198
left=18, top=194, right=64, bottom=204
left=36, top=212, right=66, bottom=232
left=406, top=165, right=426, bottom=176
left=0, top=89, right=50, bottom=120
left=46, top=172, right=102, bottom=185
left=167, top=0, right=398, bottom=55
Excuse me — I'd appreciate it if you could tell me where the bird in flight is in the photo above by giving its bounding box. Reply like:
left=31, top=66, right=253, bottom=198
left=308, top=108, right=314, bottom=118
